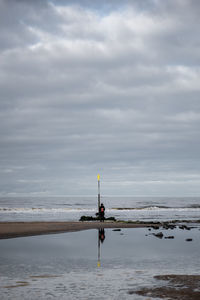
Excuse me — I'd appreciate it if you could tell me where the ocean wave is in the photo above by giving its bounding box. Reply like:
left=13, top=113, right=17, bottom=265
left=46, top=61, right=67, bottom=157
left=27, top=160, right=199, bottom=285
left=112, top=206, right=200, bottom=211
left=0, top=206, right=200, bottom=213
left=0, top=207, right=96, bottom=213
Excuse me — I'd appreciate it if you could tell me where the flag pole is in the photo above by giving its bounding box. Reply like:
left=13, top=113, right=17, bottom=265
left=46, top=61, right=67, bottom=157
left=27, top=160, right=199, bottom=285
left=97, top=174, right=100, bottom=212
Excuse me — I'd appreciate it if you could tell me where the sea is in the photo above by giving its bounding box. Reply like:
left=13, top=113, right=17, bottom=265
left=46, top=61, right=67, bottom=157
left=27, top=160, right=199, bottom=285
left=0, top=196, right=200, bottom=222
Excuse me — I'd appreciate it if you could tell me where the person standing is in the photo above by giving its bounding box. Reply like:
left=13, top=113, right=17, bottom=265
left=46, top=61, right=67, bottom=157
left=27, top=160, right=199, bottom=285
left=99, top=203, right=105, bottom=222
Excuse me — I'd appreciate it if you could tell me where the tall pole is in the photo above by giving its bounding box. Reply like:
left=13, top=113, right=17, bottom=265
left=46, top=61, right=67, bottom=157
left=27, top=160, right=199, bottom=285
left=97, top=174, right=100, bottom=212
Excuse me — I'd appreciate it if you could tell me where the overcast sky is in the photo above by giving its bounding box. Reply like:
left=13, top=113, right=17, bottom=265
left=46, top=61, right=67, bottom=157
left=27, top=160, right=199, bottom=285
left=0, top=0, right=200, bottom=196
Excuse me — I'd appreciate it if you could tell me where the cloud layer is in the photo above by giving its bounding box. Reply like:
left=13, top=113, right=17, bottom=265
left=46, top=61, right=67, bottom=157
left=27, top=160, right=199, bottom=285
left=1, top=0, right=200, bottom=196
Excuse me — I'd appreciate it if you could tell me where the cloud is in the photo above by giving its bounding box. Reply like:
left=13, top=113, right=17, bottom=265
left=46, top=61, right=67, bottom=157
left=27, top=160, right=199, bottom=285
left=0, top=0, right=200, bottom=196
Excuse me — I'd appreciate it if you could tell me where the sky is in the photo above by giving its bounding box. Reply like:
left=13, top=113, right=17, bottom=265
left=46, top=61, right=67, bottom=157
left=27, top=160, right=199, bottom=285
left=0, top=0, right=200, bottom=196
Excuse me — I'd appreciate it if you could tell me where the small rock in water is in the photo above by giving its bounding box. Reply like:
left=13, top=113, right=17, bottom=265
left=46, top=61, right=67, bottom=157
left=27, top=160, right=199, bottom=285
left=112, top=229, right=121, bottom=231
left=164, top=236, right=174, bottom=239
left=153, top=232, right=163, bottom=239
left=179, top=225, right=191, bottom=230
left=185, top=226, right=191, bottom=230
left=162, top=223, right=176, bottom=230
left=185, top=238, right=193, bottom=242
left=152, top=225, right=160, bottom=230
left=169, top=224, right=176, bottom=230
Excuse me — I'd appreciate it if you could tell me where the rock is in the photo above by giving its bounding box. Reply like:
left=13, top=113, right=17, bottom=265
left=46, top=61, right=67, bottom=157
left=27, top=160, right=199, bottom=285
left=79, top=215, right=116, bottom=221
left=79, top=215, right=96, bottom=221
left=179, top=225, right=191, bottom=230
left=152, top=225, right=160, bottom=230
left=153, top=232, right=163, bottom=239
left=185, top=226, right=191, bottom=230
left=168, top=224, right=176, bottom=229
left=163, top=223, right=176, bottom=230
left=163, top=226, right=169, bottom=230
left=164, top=236, right=174, bottom=239
left=106, top=217, right=117, bottom=221
left=185, top=238, right=193, bottom=242
left=112, top=229, right=121, bottom=231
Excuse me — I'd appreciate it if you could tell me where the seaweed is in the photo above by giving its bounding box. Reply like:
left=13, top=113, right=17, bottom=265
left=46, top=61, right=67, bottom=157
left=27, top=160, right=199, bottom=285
left=79, top=215, right=116, bottom=222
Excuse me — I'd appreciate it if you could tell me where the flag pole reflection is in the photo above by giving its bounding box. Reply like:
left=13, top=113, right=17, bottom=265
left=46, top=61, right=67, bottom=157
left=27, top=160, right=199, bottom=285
left=97, top=228, right=105, bottom=267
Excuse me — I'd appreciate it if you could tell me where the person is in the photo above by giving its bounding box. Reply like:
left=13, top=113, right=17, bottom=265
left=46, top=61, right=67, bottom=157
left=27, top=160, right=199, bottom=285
left=99, top=228, right=105, bottom=243
left=99, top=203, right=105, bottom=222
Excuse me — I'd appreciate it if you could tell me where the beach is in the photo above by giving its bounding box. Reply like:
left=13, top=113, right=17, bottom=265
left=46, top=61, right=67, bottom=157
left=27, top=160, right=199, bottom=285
left=0, top=224, right=199, bottom=299
left=1, top=219, right=199, bottom=239
left=0, top=221, right=159, bottom=239
left=0, top=197, right=200, bottom=299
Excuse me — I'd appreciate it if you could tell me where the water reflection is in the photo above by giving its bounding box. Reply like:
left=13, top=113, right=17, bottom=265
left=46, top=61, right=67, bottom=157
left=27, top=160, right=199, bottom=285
left=97, top=228, right=105, bottom=267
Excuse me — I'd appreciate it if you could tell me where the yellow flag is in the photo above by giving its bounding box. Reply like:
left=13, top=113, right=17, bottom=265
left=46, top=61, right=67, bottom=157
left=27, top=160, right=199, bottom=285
left=97, top=174, right=100, bottom=181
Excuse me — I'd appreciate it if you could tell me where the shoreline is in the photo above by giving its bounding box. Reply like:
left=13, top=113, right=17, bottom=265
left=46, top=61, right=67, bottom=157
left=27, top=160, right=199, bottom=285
left=0, top=220, right=199, bottom=239
left=0, top=221, right=154, bottom=239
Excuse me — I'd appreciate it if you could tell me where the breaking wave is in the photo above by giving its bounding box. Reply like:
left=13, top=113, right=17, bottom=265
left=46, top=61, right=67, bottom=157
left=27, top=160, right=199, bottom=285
left=112, top=206, right=200, bottom=211
left=0, top=206, right=200, bottom=213
left=0, top=207, right=96, bottom=213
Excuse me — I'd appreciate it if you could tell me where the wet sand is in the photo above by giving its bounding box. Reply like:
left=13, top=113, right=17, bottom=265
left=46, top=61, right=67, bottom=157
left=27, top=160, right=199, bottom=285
left=132, top=274, right=200, bottom=300
left=0, top=221, right=155, bottom=239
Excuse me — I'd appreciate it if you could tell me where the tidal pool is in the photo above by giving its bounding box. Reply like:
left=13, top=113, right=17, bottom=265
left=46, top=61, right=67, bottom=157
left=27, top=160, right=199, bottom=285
left=0, top=227, right=199, bottom=299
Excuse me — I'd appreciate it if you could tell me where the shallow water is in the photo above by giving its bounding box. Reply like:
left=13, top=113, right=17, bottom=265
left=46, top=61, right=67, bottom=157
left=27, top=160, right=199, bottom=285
left=0, top=226, right=199, bottom=299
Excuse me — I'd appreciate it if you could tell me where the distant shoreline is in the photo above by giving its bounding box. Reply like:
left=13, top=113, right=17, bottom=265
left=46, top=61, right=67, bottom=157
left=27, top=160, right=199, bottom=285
left=0, top=220, right=199, bottom=239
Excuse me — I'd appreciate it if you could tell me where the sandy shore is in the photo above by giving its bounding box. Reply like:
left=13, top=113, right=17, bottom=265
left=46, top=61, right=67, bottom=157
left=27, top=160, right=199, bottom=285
left=133, top=275, right=200, bottom=300
left=0, top=221, right=155, bottom=239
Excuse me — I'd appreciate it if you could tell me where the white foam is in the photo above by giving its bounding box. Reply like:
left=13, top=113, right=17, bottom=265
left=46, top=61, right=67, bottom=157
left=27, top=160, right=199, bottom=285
left=0, top=207, right=96, bottom=213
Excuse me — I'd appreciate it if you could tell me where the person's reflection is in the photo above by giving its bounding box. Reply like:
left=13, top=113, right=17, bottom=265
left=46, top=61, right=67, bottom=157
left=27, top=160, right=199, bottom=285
left=97, top=229, right=105, bottom=267
left=99, top=228, right=105, bottom=243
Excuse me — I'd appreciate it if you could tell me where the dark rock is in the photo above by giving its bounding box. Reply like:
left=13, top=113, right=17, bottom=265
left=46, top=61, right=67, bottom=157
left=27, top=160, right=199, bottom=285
left=185, top=226, right=191, bottom=230
left=163, top=225, right=168, bottom=230
left=148, top=228, right=151, bottom=231
left=112, top=229, right=121, bottom=231
left=152, top=225, right=160, bottom=230
left=185, top=238, right=193, bottom=242
left=164, top=236, right=174, bottom=239
left=153, top=232, right=163, bottom=239
left=79, top=215, right=97, bottom=221
left=169, top=224, right=176, bottom=229
left=106, top=217, right=116, bottom=221
left=79, top=215, right=116, bottom=221
left=179, top=225, right=191, bottom=230
left=163, top=223, right=176, bottom=230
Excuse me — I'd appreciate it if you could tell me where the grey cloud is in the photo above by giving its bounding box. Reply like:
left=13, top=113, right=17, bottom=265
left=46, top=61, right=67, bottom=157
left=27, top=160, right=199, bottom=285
left=0, top=0, right=200, bottom=195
